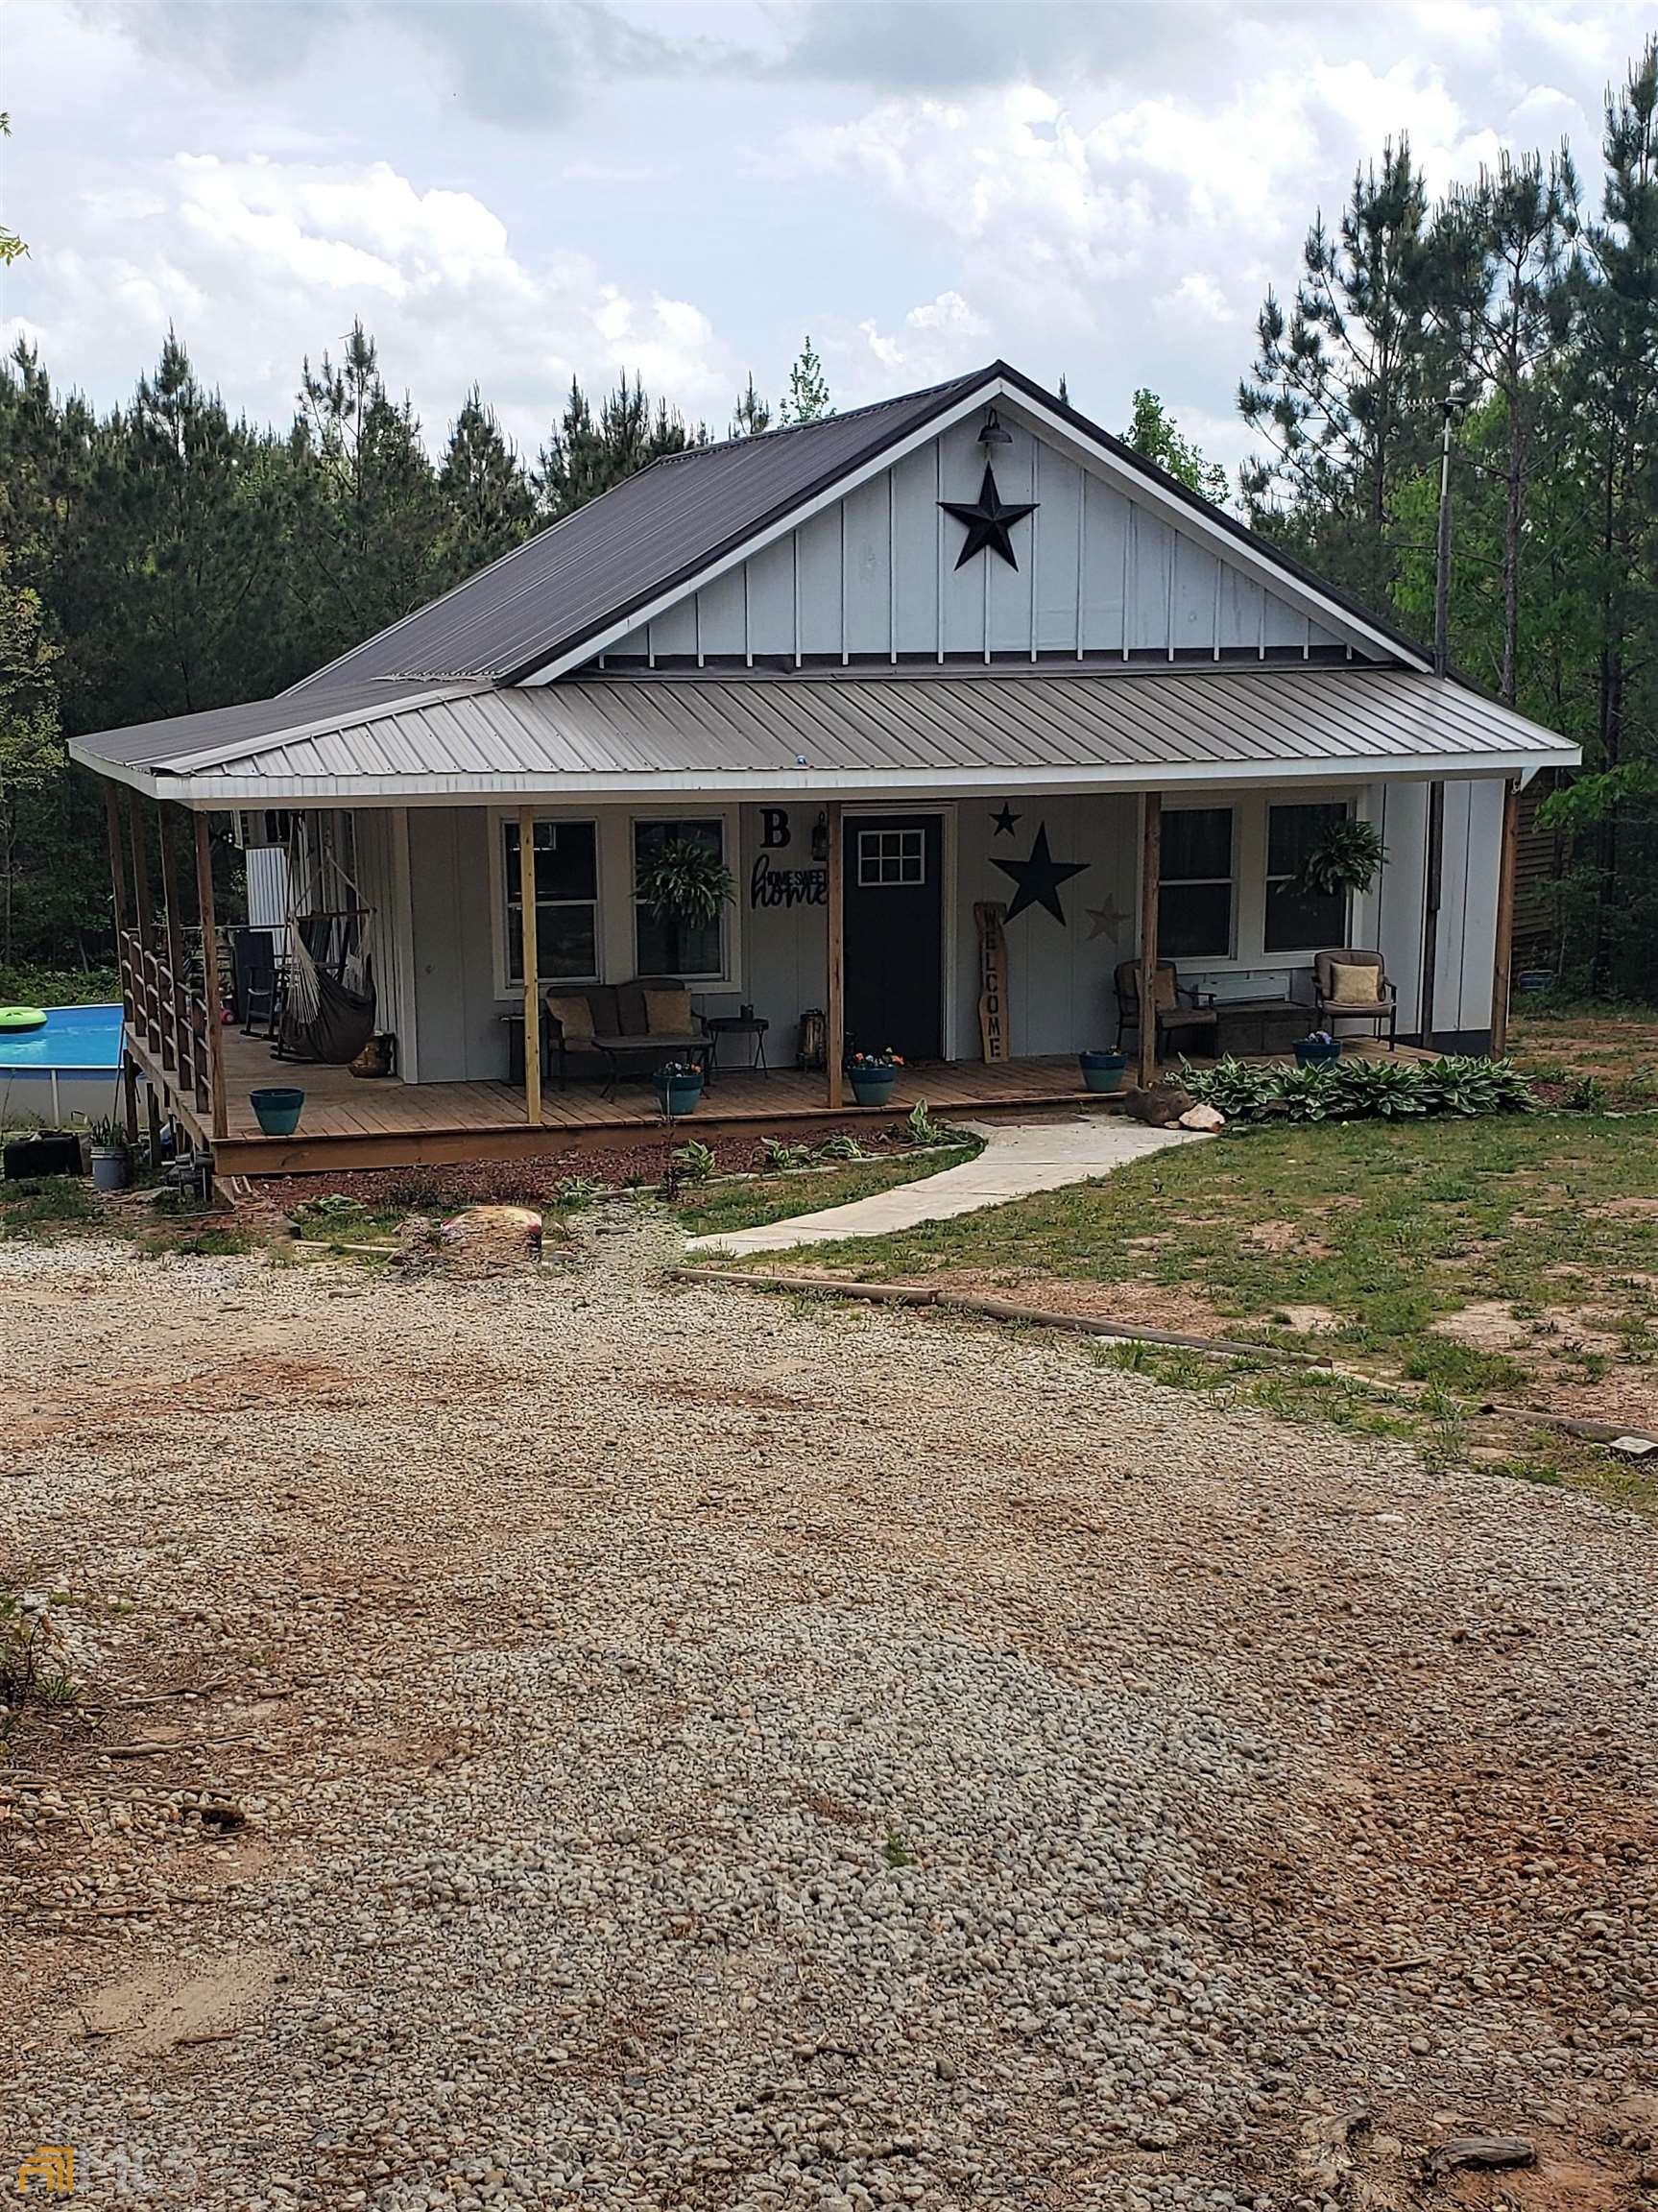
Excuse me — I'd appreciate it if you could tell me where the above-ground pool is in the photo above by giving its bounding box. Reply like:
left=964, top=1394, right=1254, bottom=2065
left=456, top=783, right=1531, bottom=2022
left=0, top=1002, right=126, bottom=1125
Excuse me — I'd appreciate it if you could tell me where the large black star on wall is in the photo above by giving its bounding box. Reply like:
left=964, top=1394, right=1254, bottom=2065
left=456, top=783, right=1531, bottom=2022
left=990, top=823, right=1089, bottom=926
left=938, top=465, right=1039, bottom=570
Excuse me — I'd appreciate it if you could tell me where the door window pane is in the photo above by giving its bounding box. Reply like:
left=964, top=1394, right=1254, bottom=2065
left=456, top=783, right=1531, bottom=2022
left=635, top=817, right=726, bottom=978
left=1264, top=803, right=1349, bottom=951
left=1159, top=807, right=1234, bottom=959
left=857, top=828, right=925, bottom=886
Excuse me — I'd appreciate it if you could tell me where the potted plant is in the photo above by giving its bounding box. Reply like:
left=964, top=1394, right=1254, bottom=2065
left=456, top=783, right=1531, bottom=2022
left=847, top=1049, right=903, bottom=1107
left=1293, top=1029, right=1342, bottom=1069
left=1077, top=1047, right=1128, bottom=1094
left=654, top=1059, right=705, bottom=1118
left=250, top=1085, right=305, bottom=1137
left=1294, top=818, right=1386, bottom=899
left=85, top=1114, right=132, bottom=1193
left=636, top=835, right=736, bottom=972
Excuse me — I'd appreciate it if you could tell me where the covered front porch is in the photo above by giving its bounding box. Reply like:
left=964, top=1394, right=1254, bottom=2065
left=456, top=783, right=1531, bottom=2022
left=176, top=1025, right=1137, bottom=1174
left=147, top=1021, right=1427, bottom=1176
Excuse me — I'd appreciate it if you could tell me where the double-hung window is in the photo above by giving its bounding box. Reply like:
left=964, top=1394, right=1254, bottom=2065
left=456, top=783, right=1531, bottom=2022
left=502, top=818, right=598, bottom=987
left=1158, top=807, right=1235, bottom=959
left=1264, top=802, right=1349, bottom=951
left=634, top=817, right=727, bottom=979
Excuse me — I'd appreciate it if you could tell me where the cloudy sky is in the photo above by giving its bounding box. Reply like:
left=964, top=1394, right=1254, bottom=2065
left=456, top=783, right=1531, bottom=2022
left=2, top=1, right=1652, bottom=476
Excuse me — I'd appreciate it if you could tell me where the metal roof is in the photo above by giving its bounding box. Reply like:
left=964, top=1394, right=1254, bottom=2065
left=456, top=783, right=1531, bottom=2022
left=69, top=664, right=1579, bottom=804
left=282, top=360, right=1430, bottom=696
left=79, top=678, right=456, bottom=767
left=285, top=370, right=992, bottom=695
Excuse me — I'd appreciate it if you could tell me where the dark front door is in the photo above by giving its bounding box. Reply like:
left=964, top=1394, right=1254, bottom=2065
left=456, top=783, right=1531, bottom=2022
left=843, top=814, right=943, bottom=1060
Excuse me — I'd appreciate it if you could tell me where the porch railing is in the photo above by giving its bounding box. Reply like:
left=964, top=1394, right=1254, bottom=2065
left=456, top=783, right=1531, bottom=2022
left=118, top=926, right=213, bottom=1120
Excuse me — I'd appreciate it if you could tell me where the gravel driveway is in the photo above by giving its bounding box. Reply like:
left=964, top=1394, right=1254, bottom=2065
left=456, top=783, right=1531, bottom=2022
left=2, top=1218, right=1655, bottom=2212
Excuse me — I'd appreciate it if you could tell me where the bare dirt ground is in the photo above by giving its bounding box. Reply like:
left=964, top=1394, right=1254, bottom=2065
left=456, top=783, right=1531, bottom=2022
left=2, top=1217, right=1656, bottom=2212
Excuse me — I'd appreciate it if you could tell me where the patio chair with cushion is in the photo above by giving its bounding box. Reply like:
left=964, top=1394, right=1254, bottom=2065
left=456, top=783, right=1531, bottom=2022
left=543, top=978, right=712, bottom=1095
left=1312, top=949, right=1398, bottom=1047
left=1115, top=960, right=1221, bottom=1059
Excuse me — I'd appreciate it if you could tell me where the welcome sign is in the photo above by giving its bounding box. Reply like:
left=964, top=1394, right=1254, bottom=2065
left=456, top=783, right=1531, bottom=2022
left=975, top=901, right=1009, bottom=1063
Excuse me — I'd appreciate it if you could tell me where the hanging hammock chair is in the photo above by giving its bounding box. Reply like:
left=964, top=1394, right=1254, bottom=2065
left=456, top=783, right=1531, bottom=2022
left=279, top=924, right=377, bottom=1064
left=273, top=824, right=380, bottom=1065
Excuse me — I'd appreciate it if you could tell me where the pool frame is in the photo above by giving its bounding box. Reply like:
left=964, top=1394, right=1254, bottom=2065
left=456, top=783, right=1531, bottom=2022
left=0, top=1004, right=127, bottom=1126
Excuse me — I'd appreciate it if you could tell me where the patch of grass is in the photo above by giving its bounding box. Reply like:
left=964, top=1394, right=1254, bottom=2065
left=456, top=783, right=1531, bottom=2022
left=1092, top=1338, right=1640, bottom=1508
left=679, top=1143, right=978, bottom=1239
left=883, top=1826, right=914, bottom=1867
left=0, top=1176, right=99, bottom=1238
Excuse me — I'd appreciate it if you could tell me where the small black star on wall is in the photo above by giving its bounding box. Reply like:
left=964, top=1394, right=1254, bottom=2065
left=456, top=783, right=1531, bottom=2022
left=991, top=804, right=1021, bottom=838
left=939, top=465, right=1039, bottom=570
left=990, top=822, right=1089, bottom=926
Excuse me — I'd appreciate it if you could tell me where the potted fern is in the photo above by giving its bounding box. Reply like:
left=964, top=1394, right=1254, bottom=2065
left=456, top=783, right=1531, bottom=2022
left=1295, top=818, right=1386, bottom=899
left=636, top=836, right=735, bottom=974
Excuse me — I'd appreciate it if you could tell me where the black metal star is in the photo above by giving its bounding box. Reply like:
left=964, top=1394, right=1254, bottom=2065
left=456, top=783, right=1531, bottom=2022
left=990, top=822, right=1089, bottom=926
left=938, top=464, right=1039, bottom=570
left=991, top=804, right=1021, bottom=838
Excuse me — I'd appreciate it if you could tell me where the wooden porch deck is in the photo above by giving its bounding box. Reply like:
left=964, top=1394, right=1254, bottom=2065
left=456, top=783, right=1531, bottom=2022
left=134, top=1022, right=1426, bottom=1177
left=187, top=1025, right=1124, bottom=1175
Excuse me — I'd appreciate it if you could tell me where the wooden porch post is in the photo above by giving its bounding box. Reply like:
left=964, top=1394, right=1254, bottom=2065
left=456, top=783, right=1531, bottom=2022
left=1136, top=790, right=1162, bottom=1090
left=103, top=796, right=135, bottom=1115
left=517, top=805, right=542, bottom=1127
left=192, top=811, right=228, bottom=1142
left=825, top=801, right=845, bottom=1108
left=125, top=787, right=153, bottom=948
left=120, top=1057, right=140, bottom=1148
left=103, top=783, right=130, bottom=935
left=156, top=804, right=191, bottom=1094
left=1490, top=775, right=1521, bottom=1056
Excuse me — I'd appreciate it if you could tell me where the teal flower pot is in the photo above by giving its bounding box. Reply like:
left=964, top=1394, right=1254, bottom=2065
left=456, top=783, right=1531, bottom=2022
left=1078, top=1049, right=1127, bottom=1094
left=1293, top=1040, right=1342, bottom=1069
left=849, top=1070, right=898, bottom=1108
left=250, top=1086, right=304, bottom=1136
left=655, top=1074, right=704, bottom=1118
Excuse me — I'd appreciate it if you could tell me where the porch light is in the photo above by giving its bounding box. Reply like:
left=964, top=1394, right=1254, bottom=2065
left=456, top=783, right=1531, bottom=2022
left=977, top=406, right=1013, bottom=446
left=811, top=810, right=829, bottom=862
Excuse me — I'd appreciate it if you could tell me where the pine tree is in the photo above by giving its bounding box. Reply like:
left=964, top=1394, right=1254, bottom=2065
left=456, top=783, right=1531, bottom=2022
left=731, top=373, right=772, bottom=438
left=1428, top=150, right=1579, bottom=702
left=780, top=336, right=832, bottom=425
left=0, top=545, right=61, bottom=963
left=438, top=388, right=536, bottom=582
left=290, top=321, right=444, bottom=655
left=1537, top=41, right=1658, bottom=990
left=536, top=373, right=703, bottom=518
left=119, top=331, right=280, bottom=715
left=1239, top=137, right=1440, bottom=607
left=1123, top=388, right=1229, bottom=500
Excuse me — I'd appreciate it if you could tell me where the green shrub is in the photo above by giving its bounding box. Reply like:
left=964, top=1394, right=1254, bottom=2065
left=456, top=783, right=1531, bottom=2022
left=1182, top=1053, right=1535, bottom=1126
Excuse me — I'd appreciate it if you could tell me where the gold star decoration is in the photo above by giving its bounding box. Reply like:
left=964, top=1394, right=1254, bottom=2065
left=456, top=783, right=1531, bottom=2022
left=1085, top=896, right=1130, bottom=941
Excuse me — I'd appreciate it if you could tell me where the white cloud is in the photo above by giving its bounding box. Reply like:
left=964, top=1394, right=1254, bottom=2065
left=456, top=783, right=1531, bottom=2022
left=4, top=150, right=745, bottom=452
left=817, top=289, right=991, bottom=402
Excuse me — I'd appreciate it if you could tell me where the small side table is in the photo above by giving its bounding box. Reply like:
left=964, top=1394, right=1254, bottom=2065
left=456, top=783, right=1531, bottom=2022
left=705, top=1016, right=769, bottom=1075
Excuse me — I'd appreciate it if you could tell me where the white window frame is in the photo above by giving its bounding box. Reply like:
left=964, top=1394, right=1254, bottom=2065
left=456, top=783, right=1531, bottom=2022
left=1158, top=802, right=1237, bottom=962
left=856, top=826, right=927, bottom=888
left=1160, top=788, right=1367, bottom=975
left=1262, top=798, right=1353, bottom=956
left=630, top=810, right=736, bottom=984
left=489, top=810, right=604, bottom=1000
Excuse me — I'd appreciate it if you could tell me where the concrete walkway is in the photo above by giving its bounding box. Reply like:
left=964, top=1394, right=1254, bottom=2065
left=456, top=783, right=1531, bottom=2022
left=686, top=1115, right=1197, bottom=1257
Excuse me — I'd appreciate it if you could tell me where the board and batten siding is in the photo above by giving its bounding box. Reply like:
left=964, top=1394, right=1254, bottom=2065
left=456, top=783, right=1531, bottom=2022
left=603, top=410, right=1358, bottom=668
